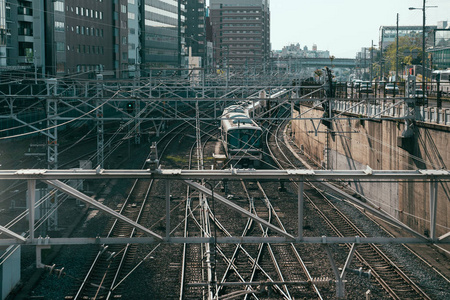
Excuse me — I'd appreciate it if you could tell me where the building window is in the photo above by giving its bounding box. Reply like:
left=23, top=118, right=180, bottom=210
left=55, top=21, right=65, bottom=31
left=57, top=63, right=65, bottom=73
left=121, top=5, right=127, bottom=13
left=56, top=42, right=65, bottom=52
left=54, top=1, right=64, bottom=12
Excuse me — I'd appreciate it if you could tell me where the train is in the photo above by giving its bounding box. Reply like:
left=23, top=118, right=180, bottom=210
left=219, top=89, right=289, bottom=167
left=432, top=69, right=450, bottom=82
left=220, top=103, right=264, bottom=167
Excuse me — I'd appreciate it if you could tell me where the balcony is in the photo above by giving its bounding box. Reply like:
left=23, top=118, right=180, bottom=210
left=17, top=56, right=33, bottom=64
left=17, top=6, right=33, bottom=22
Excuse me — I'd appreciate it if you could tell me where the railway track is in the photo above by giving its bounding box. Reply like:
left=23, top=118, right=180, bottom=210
left=267, top=114, right=434, bottom=299
left=179, top=105, right=324, bottom=299
left=66, top=120, right=198, bottom=299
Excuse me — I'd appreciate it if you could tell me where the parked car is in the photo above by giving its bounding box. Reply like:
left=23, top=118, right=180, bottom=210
left=360, top=81, right=373, bottom=93
left=414, top=89, right=428, bottom=106
left=353, top=80, right=362, bottom=88
left=385, top=83, right=399, bottom=95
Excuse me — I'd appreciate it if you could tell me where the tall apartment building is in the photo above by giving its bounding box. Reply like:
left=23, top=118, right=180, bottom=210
left=209, top=0, right=270, bottom=70
left=186, top=0, right=207, bottom=66
left=0, top=0, right=44, bottom=71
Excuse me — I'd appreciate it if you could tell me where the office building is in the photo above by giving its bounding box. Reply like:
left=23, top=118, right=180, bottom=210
left=209, top=0, right=270, bottom=70
left=139, top=0, right=187, bottom=73
left=1, top=1, right=192, bottom=78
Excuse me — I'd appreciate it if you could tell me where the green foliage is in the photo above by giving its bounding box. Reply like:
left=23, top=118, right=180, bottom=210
left=314, top=69, right=323, bottom=78
left=384, top=35, right=423, bottom=72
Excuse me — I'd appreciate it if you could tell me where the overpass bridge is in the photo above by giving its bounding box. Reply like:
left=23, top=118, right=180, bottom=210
left=275, top=57, right=356, bottom=69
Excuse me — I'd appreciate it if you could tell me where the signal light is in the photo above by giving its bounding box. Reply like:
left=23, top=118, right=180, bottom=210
left=127, top=102, right=134, bottom=113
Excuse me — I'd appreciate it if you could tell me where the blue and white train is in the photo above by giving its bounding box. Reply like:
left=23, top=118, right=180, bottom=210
left=219, top=89, right=289, bottom=167
left=220, top=103, right=264, bottom=166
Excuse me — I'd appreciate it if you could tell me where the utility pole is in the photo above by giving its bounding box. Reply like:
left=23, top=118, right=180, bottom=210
left=396, top=13, right=399, bottom=83
left=34, top=50, right=37, bottom=84
left=409, top=0, right=437, bottom=97
left=370, top=40, right=374, bottom=81
left=422, top=0, right=426, bottom=97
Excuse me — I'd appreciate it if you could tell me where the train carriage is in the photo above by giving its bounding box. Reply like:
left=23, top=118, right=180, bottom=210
left=220, top=105, right=263, bottom=167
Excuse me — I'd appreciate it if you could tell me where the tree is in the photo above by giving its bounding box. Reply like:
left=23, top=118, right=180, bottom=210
left=314, top=69, right=323, bottom=83
left=329, top=55, right=335, bottom=68
left=383, top=35, right=422, bottom=73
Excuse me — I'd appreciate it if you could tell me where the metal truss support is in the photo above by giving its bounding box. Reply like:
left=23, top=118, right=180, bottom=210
left=27, top=180, right=36, bottom=240
left=96, top=76, right=104, bottom=167
left=0, top=226, right=26, bottom=242
left=429, top=180, right=438, bottom=241
left=43, top=179, right=163, bottom=240
left=439, top=231, right=450, bottom=242
left=298, top=180, right=304, bottom=240
left=324, top=243, right=357, bottom=299
left=46, top=100, right=58, bottom=169
left=134, top=99, right=141, bottom=145
left=36, top=244, right=51, bottom=268
left=185, top=180, right=295, bottom=240
left=46, top=80, right=58, bottom=231
left=195, top=100, right=203, bottom=170
left=166, top=181, right=170, bottom=240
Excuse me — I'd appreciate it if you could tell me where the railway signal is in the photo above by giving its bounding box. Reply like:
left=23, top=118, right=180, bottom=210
left=126, top=102, right=134, bottom=113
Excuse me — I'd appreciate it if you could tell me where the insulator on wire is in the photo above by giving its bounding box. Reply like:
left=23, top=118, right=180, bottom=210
left=310, top=277, right=332, bottom=286
left=43, top=264, right=66, bottom=278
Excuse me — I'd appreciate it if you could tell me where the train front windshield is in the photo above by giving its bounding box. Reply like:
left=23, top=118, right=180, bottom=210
left=228, top=129, right=262, bottom=150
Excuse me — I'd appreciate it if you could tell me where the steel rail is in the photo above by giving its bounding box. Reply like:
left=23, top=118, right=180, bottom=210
left=310, top=183, right=432, bottom=300
left=181, top=115, right=220, bottom=299
left=258, top=180, right=322, bottom=299
left=73, top=120, right=192, bottom=299
left=271, top=115, right=432, bottom=299
left=265, top=109, right=324, bottom=299
left=241, top=181, right=293, bottom=300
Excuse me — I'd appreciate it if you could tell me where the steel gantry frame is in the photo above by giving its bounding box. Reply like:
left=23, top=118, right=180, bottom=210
left=1, top=168, right=448, bottom=299
left=0, top=168, right=449, bottom=247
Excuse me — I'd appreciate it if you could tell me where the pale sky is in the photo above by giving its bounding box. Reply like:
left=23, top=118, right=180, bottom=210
left=207, top=0, right=450, bottom=58
left=270, top=0, right=450, bottom=57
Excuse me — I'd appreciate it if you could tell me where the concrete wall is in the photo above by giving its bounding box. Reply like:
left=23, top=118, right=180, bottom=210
left=291, top=104, right=450, bottom=236
left=0, top=246, right=21, bottom=300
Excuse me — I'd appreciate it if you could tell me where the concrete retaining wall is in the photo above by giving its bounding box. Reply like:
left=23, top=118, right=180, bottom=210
left=291, top=104, right=450, bottom=236
left=0, top=246, right=21, bottom=300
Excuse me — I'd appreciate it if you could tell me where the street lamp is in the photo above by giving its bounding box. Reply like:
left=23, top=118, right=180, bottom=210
left=409, top=1, right=437, bottom=95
